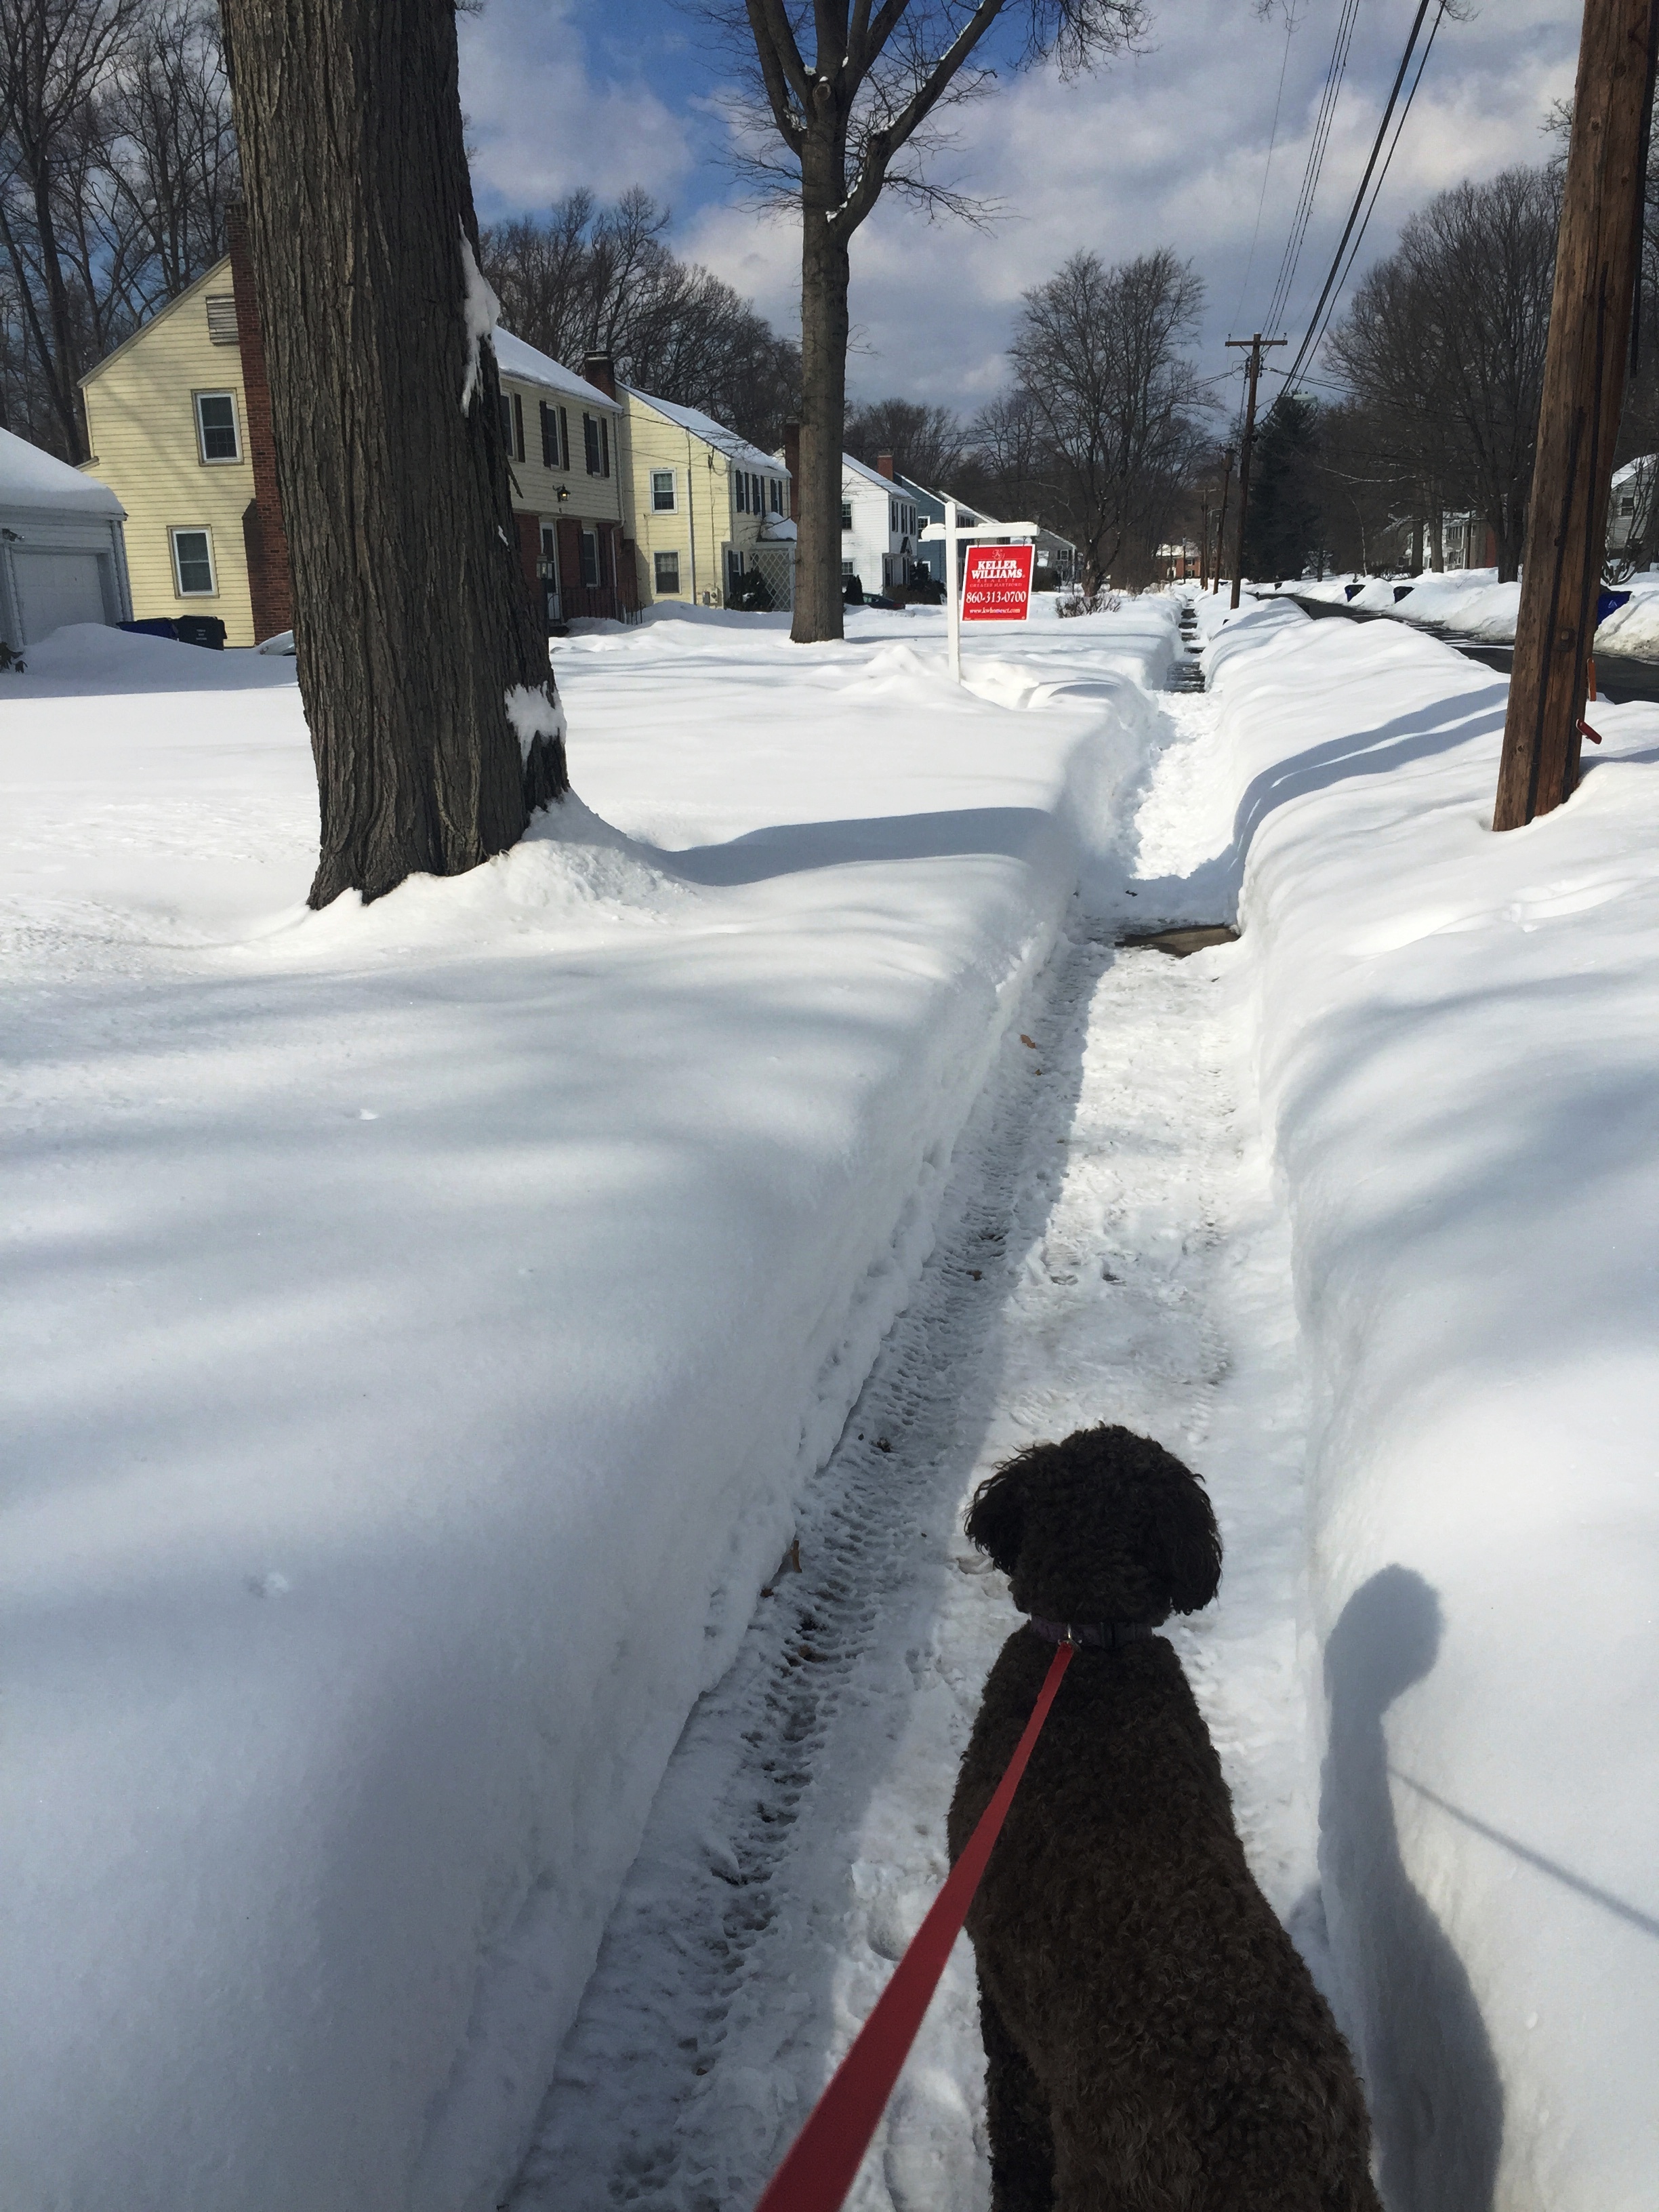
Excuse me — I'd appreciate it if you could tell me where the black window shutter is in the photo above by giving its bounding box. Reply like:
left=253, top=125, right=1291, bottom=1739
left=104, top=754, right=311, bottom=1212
left=601, top=418, right=610, bottom=478
left=560, top=407, right=569, bottom=470
left=541, top=402, right=555, bottom=468
left=512, top=392, right=525, bottom=462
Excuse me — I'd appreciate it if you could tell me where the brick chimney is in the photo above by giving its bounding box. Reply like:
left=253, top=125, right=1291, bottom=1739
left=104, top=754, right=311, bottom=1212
left=226, top=203, right=294, bottom=644
left=876, top=450, right=895, bottom=480
left=783, top=420, right=800, bottom=518
left=581, top=351, right=617, bottom=401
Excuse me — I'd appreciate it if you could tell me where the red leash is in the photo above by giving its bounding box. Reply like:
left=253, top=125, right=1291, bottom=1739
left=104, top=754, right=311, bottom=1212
left=751, top=1640, right=1075, bottom=2212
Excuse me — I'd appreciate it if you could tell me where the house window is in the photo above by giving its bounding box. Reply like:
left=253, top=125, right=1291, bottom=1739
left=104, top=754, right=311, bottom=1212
left=735, top=471, right=747, bottom=514
left=600, top=417, right=610, bottom=477
left=194, top=391, right=239, bottom=464
left=583, top=413, right=602, bottom=475
left=170, top=527, right=216, bottom=596
left=541, top=402, right=569, bottom=471
left=842, top=558, right=855, bottom=577
left=654, top=549, right=681, bottom=593
left=498, top=390, right=525, bottom=462
left=750, top=471, right=761, bottom=512
left=651, top=469, right=676, bottom=513
left=205, top=295, right=238, bottom=345
left=1620, top=495, right=1636, bottom=516
left=840, top=500, right=853, bottom=531
left=771, top=478, right=783, bottom=513
left=579, top=527, right=600, bottom=587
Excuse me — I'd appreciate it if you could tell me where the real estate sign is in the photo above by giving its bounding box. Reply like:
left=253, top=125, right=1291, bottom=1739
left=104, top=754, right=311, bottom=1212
left=961, top=543, right=1035, bottom=621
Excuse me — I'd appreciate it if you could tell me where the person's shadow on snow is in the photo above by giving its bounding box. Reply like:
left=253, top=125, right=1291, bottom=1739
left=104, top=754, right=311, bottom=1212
left=1320, top=1567, right=1504, bottom=2212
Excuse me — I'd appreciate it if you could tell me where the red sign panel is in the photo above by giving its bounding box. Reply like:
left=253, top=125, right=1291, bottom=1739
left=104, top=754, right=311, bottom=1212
left=961, top=542, right=1034, bottom=621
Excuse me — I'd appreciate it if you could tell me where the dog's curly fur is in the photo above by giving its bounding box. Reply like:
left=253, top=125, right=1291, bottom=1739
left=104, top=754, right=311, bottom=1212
left=947, top=1425, right=1381, bottom=2212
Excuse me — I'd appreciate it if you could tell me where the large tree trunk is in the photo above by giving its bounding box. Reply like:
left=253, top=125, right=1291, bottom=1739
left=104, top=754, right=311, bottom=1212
left=794, top=139, right=849, bottom=646
left=222, top=0, right=567, bottom=907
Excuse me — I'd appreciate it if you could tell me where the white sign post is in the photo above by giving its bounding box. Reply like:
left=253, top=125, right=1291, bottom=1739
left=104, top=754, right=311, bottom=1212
left=925, top=497, right=1041, bottom=682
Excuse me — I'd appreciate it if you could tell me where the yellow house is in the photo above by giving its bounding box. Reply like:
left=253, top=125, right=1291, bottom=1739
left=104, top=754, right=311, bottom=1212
left=608, top=375, right=793, bottom=610
left=77, top=245, right=785, bottom=641
left=79, top=257, right=258, bottom=642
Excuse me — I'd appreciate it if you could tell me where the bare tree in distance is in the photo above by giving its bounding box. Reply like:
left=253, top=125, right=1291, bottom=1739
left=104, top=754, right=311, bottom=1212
left=844, top=394, right=968, bottom=487
left=0, top=0, right=235, bottom=455
left=480, top=188, right=800, bottom=449
left=108, top=0, right=238, bottom=299
left=0, top=0, right=142, bottom=456
left=1328, top=167, right=1559, bottom=583
left=1010, top=246, right=1208, bottom=590
left=222, top=0, right=567, bottom=906
left=705, top=0, right=1146, bottom=644
left=962, top=384, right=1048, bottom=520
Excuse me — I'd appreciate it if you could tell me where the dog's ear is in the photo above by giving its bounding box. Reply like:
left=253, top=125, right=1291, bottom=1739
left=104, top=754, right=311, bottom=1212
left=964, top=1455, right=1029, bottom=1575
left=1151, top=1471, right=1223, bottom=1614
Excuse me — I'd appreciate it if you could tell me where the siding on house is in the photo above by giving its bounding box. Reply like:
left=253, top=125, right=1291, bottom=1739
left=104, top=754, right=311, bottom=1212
left=493, top=331, right=632, bottom=621
left=617, top=387, right=790, bottom=607
left=839, top=453, right=915, bottom=595
left=80, top=258, right=258, bottom=642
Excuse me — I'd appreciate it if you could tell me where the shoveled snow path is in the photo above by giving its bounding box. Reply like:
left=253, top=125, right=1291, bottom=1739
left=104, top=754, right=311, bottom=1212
left=509, top=693, right=1316, bottom=2212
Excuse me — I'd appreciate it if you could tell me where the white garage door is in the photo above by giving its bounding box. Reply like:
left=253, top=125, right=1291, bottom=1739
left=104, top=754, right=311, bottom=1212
left=13, top=549, right=108, bottom=644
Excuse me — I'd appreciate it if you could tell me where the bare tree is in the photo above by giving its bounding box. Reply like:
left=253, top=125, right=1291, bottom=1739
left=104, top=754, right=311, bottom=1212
left=108, top=0, right=237, bottom=300
left=0, top=0, right=141, bottom=456
left=0, top=0, right=234, bottom=455
left=962, top=384, right=1047, bottom=518
left=844, top=393, right=966, bottom=486
left=1328, top=167, right=1559, bottom=582
left=222, top=0, right=566, bottom=905
left=1010, top=246, right=1207, bottom=589
left=708, top=0, right=1145, bottom=644
left=481, top=188, right=801, bottom=449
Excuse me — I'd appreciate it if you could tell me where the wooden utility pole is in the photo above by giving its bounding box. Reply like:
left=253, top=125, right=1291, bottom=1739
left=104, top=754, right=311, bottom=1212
left=1212, top=446, right=1235, bottom=596
left=1494, top=0, right=1659, bottom=830
left=1226, top=335, right=1286, bottom=609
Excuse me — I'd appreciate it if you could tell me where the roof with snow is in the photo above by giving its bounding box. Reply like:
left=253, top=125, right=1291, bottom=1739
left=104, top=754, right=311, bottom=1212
left=1612, top=453, right=1656, bottom=487
left=842, top=451, right=905, bottom=497
left=493, top=328, right=620, bottom=411
left=623, top=386, right=785, bottom=477
left=0, top=426, right=125, bottom=518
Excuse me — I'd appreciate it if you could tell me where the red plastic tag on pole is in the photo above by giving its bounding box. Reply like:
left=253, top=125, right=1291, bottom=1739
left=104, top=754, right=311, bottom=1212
left=750, top=1639, right=1074, bottom=2212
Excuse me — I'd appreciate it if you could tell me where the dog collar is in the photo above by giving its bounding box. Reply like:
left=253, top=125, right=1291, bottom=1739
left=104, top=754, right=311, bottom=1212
left=1025, top=1616, right=1156, bottom=1650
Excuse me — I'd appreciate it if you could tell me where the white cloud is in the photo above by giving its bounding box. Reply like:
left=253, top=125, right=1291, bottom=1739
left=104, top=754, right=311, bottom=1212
left=459, top=0, right=693, bottom=214
left=682, top=0, right=1579, bottom=417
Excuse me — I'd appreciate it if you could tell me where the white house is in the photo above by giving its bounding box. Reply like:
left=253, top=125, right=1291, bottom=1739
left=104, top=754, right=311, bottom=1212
left=1608, top=453, right=1655, bottom=565
left=838, top=451, right=918, bottom=596
left=1, top=427, right=132, bottom=651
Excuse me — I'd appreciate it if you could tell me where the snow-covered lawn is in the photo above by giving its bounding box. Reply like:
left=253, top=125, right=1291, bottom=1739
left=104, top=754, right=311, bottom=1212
left=3, top=596, right=1655, bottom=2212
left=0, top=602, right=1174, bottom=2212
left=1195, top=594, right=1659, bottom=2212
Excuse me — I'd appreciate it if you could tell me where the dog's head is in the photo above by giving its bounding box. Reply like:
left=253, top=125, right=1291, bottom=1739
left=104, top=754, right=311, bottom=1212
left=964, top=1425, right=1221, bottom=1626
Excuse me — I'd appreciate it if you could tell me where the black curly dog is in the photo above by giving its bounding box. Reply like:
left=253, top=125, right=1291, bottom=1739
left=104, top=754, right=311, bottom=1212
left=947, top=1425, right=1382, bottom=2212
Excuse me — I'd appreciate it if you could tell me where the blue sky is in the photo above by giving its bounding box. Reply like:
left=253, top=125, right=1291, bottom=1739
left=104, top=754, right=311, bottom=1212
left=459, top=0, right=1582, bottom=424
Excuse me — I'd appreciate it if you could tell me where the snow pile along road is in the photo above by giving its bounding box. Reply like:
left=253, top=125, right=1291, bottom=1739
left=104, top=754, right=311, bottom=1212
left=1193, top=595, right=1659, bottom=2212
left=0, top=604, right=1174, bottom=2212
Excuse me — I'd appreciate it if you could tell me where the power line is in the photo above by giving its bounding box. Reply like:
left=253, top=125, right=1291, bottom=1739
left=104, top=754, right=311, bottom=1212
left=1277, top=0, right=1442, bottom=398
left=1288, top=0, right=1451, bottom=394
left=1262, top=0, right=1364, bottom=340
left=1231, top=1, right=1303, bottom=331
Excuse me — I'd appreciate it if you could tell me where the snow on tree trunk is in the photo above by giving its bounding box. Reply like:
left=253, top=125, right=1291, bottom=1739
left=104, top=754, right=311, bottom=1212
left=222, top=0, right=568, bottom=907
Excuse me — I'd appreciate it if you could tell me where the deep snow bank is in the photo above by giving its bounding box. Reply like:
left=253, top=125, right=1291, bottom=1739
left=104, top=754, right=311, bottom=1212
left=1196, top=601, right=1659, bottom=2212
left=0, top=605, right=1173, bottom=2212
